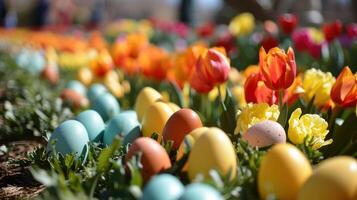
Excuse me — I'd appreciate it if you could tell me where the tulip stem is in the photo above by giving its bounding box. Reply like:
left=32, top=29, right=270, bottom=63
left=217, top=85, right=226, bottom=110
left=278, top=89, right=284, bottom=109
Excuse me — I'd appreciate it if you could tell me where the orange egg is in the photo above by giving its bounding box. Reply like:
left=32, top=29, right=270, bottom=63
left=126, top=137, right=171, bottom=182
left=60, top=89, right=89, bottom=109
left=41, top=65, right=59, bottom=85
left=163, top=109, right=202, bottom=150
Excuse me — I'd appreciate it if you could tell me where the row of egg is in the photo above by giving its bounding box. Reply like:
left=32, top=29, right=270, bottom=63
left=141, top=174, right=223, bottom=200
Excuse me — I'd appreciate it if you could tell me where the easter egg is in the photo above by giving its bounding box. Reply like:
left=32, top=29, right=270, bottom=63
left=141, top=174, right=184, bottom=200
left=60, top=89, right=89, bottom=109
left=47, top=120, right=89, bottom=157
left=178, top=183, right=223, bottom=200
left=103, top=112, right=141, bottom=145
left=126, top=137, right=171, bottom=181
left=65, top=80, right=87, bottom=96
left=188, top=128, right=237, bottom=181
left=258, top=143, right=312, bottom=200
left=120, top=110, right=138, bottom=120
left=87, top=84, right=107, bottom=103
left=298, top=156, right=357, bottom=200
left=163, top=108, right=202, bottom=150
left=28, top=51, right=46, bottom=75
left=167, top=102, right=180, bottom=112
left=243, top=120, right=286, bottom=148
left=41, top=65, right=59, bottom=85
left=91, top=92, right=120, bottom=121
left=78, top=67, right=93, bottom=86
left=142, top=102, right=174, bottom=140
left=135, top=87, right=162, bottom=121
left=75, top=110, right=105, bottom=142
left=176, top=127, right=209, bottom=171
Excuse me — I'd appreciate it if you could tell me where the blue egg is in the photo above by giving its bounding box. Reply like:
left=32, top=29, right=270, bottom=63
left=103, top=111, right=140, bottom=145
left=120, top=110, right=138, bottom=120
left=15, top=50, right=30, bottom=69
left=178, top=183, right=223, bottom=200
left=87, top=84, right=107, bottom=103
left=66, top=80, right=87, bottom=96
left=75, top=110, right=105, bottom=142
left=28, top=51, right=45, bottom=75
left=141, top=174, right=184, bottom=200
left=91, top=92, right=120, bottom=122
left=47, top=120, right=89, bottom=157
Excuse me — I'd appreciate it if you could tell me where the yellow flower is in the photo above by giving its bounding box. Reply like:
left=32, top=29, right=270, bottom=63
left=229, top=12, right=255, bottom=37
left=208, top=84, right=226, bottom=102
left=308, top=28, right=324, bottom=44
left=302, top=68, right=335, bottom=107
left=231, top=85, right=246, bottom=108
left=288, top=108, right=332, bottom=150
left=235, top=103, right=279, bottom=134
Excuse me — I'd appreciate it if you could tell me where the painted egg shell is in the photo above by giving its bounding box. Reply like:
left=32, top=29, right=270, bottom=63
left=188, top=128, right=237, bottom=181
left=87, top=83, right=107, bottom=103
left=60, top=89, right=89, bottom=109
left=91, top=92, right=120, bottom=122
left=163, top=108, right=202, bottom=150
left=103, top=112, right=141, bottom=145
left=75, top=110, right=105, bottom=142
left=141, top=102, right=174, bottom=140
left=298, top=156, right=357, bottom=200
left=47, top=120, right=89, bottom=157
left=243, top=120, right=286, bottom=148
left=120, top=110, right=138, bottom=120
left=77, top=67, right=93, bottom=86
left=178, top=183, right=223, bottom=200
left=141, top=174, right=184, bottom=200
left=135, top=87, right=162, bottom=122
left=28, top=51, right=46, bottom=75
left=126, top=137, right=171, bottom=181
left=167, top=102, right=180, bottom=112
left=65, top=80, right=86, bottom=96
left=258, top=143, right=312, bottom=200
left=41, top=65, right=59, bottom=85
left=176, top=127, right=209, bottom=171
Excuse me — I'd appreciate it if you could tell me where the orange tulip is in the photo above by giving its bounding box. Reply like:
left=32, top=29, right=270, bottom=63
left=189, top=48, right=230, bottom=93
left=330, top=66, right=357, bottom=108
left=90, top=50, right=114, bottom=77
left=259, top=47, right=297, bottom=90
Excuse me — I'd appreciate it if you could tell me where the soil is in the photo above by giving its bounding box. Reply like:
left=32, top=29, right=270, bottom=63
left=0, top=140, right=45, bottom=200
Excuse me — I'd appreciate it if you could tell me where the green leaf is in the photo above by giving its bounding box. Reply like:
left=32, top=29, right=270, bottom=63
left=97, top=137, right=121, bottom=173
left=219, top=88, right=237, bottom=137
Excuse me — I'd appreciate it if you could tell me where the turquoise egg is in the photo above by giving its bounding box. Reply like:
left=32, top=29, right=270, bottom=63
left=75, top=110, right=105, bottom=142
left=103, top=111, right=140, bottom=145
left=47, top=120, right=89, bottom=157
left=87, top=84, right=107, bottom=103
left=28, top=51, right=45, bottom=75
left=178, top=183, right=223, bottom=200
left=66, top=80, right=87, bottom=96
left=141, top=174, right=184, bottom=200
left=15, top=50, right=30, bottom=69
left=91, top=92, right=120, bottom=122
left=120, top=110, right=138, bottom=120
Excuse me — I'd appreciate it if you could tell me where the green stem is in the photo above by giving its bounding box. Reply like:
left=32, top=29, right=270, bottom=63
left=217, top=85, right=226, bottom=110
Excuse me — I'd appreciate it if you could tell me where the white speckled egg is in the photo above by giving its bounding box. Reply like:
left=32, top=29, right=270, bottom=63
left=243, top=120, right=286, bottom=148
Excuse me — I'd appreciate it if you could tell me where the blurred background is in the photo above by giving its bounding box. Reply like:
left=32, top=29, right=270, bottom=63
left=0, top=0, right=355, bottom=28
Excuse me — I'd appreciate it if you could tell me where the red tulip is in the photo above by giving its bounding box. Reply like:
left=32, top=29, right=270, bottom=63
left=330, top=66, right=357, bottom=108
left=190, top=48, right=230, bottom=93
left=278, top=13, right=298, bottom=34
left=244, top=73, right=276, bottom=105
left=323, top=20, right=342, bottom=42
left=261, top=35, right=279, bottom=51
left=259, top=47, right=297, bottom=90
left=347, top=23, right=357, bottom=38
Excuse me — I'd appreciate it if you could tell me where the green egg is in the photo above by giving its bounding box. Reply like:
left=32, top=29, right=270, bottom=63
left=91, top=92, right=120, bottom=122
left=141, top=174, right=184, bottom=200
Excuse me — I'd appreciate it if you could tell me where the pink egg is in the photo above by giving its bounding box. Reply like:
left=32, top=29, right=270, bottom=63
left=243, top=120, right=286, bottom=148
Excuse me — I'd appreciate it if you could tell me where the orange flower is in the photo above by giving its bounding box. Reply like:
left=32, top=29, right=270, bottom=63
left=330, top=66, right=357, bottom=108
left=259, top=47, right=297, bottom=90
left=141, top=45, right=169, bottom=81
left=90, top=50, right=114, bottom=77
left=244, top=73, right=302, bottom=105
left=189, top=48, right=230, bottom=93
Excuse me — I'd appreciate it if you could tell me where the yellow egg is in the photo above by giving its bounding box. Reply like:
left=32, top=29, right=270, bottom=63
left=298, top=156, right=357, bottom=200
left=78, top=67, right=93, bottom=86
left=167, top=102, right=180, bottom=112
left=135, top=87, right=162, bottom=121
left=258, top=143, right=312, bottom=200
left=176, top=127, right=209, bottom=171
left=188, top=127, right=237, bottom=181
left=141, top=102, right=174, bottom=140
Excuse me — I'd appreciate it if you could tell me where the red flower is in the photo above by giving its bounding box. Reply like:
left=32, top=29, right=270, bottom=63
left=330, top=66, right=357, bottom=108
left=347, top=23, right=357, bottom=38
left=259, top=47, right=297, bottom=90
left=323, top=20, right=342, bottom=42
left=244, top=73, right=276, bottom=105
left=261, top=35, right=279, bottom=51
left=278, top=13, right=298, bottom=34
left=189, top=48, right=230, bottom=93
